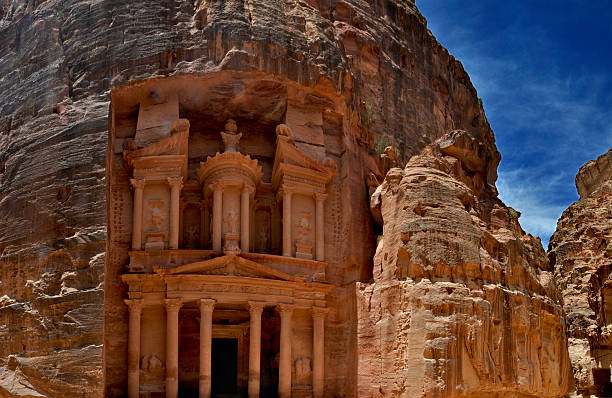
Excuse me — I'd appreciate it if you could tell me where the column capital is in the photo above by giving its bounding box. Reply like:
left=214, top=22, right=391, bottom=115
left=242, top=184, right=255, bottom=195
left=200, top=199, right=210, bottom=208
left=248, top=301, right=265, bottom=314
left=200, top=298, right=216, bottom=313
left=130, top=178, right=146, bottom=190
left=124, top=298, right=144, bottom=313
left=314, top=192, right=328, bottom=202
left=312, top=306, right=329, bottom=319
left=210, top=181, right=224, bottom=192
left=276, top=303, right=295, bottom=315
left=281, top=185, right=296, bottom=197
left=165, top=298, right=183, bottom=311
left=167, top=176, right=184, bottom=190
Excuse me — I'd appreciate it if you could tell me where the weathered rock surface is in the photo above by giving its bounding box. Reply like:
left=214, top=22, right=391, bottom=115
left=360, top=131, right=573, bottom=397
left=550, top=147, right=612, bottom=397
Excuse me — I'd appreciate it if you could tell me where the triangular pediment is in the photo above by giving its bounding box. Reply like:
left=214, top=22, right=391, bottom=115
left=272, top=137, right=336, bottom=187
left=160, top=255, right=299, bottom=282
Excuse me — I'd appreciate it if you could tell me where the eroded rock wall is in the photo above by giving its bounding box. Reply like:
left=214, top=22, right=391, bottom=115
left=359, top=131, right=573, bottom=397
left=550, top=148, right=612, bottom=397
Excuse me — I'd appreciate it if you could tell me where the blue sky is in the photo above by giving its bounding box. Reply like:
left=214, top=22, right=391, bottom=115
left=418, top=1, right=612, bottom=248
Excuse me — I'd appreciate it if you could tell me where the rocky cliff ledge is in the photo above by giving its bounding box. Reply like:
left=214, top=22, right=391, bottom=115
left=550, top=148, right=612, bottom=397
left=360, top=131, right=573, bottom=397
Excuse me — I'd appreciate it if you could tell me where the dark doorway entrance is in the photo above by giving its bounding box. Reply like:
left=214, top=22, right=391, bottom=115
left=211, top=338, right=238, bottom=396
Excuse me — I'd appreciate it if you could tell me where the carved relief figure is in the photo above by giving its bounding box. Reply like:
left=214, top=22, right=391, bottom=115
left=294, top=357, right=312, bottom=386
left=225, top=210, right=239, bottom=234
left=221, top=119, right=242, bottom=153
left=296, top=212, right=312, bottom=239
left=148, top=200, right=165, bottom=231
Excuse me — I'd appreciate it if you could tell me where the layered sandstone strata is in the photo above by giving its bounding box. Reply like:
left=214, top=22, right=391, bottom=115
left=360, top=131, right=573, bottom=397
left=549, top=148, right=612, bottom=397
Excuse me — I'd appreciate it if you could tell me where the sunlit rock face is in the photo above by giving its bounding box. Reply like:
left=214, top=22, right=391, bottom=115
left=0, top=0, right=566, bottom=397
left=360, top=131, right=573, bottom=397
left=550, top=148, right=612, bottom=397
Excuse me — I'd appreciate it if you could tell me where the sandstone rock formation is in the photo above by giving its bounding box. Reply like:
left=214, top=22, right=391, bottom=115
left=550, top=147, right=612, bottom=397
left=0, top=0, right=567, bottom=397
left=361, top=130, right=573, bottom=397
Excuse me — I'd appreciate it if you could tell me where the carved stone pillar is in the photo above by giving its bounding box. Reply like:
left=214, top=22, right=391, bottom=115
left=199, top=299, right=215, bottom=398
left=282, top=188, right=293, bottom=257
left=212, top=184, right=223, bottom=252
left=315, top=193, right=327, bottom=262
left=277, top=304, right=294, bottom=398
left=241, top=186, right=252, bottom=253
left=168, top=177, right=183, bottom=250
left=165, top=299, right=182, bottom=398
left=125, top=299, right=144, bottom=398
left=312, top=307, right=329, bottom=398
left=201, top=200, right=210, bottom=249
left=248, top=301, right=264, bottom=398
left=131, top=179, right=146, bottom=251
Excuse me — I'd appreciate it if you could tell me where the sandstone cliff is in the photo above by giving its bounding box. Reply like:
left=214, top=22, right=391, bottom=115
left=360, top=131, right=573, bottom=397
left=550, top=147, right=612, bottom=397
left=0, top=0, right=517, bottom=396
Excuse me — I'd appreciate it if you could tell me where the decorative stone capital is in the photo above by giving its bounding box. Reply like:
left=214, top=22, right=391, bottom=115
left=130, top=178, right=146, bottom=190
left=200, top=199, right=210, bottom=209
left=242, top=184, right=255, bottom=195
left=248, top=301, right=265, bottom=315
left=312, top=306, right=329, bottom=320
left=167, top=176, right=183, bottom=190
left=276, top=303, right=295, bottom=316
left=200, top=298, right=216, bottom=313
left=314, top=193, right=328, bottom=203
left=209, top=181, right=223, bottom=193
left=124, top=298, right=144, bottom=313
left=164, top=298, right=183, bottom=312
left=281, top=185, right=295, bottom=197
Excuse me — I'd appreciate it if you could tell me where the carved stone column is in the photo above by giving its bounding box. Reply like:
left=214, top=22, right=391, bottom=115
left=248, top=301, right=264, bottom=398
left=125, top=299, right=144, bottom=398
left=168, top=177, right=183, bottom=250
left=312, top=307, right=329, bottom=398
left=282, top=188, right=293, bottom=257
left=201, top=200, right=210, bottom=249
left=199, top=299, right=215, bottom=398
left=277, top=304, right=294, bottom=398
left=131, top=179, right=146, bottom=251
left=212, top=184, right=223, bottom=251
left=315, top=193, right=327, bottom=262
left=241, top=186, right=252, bottom=253
left=165, top=298, right=182, bottom=398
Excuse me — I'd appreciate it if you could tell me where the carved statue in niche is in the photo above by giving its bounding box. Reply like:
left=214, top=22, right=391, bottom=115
left=296, top=212, right=312, bottom=238
left=294, top=357, right=312, bottom=386
left=275, top=124, right=295, bottom=143
left=295, top=212, right=313, bottom=259
left=224, top=210, right=239, bottom=234
left=148, top=200, right=165, bottom=231
left=221, top=119, right=242, bottom=153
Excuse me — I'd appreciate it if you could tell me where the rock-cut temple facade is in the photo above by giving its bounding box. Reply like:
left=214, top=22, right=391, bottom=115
left=107, top=76, right=356, bottom=398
